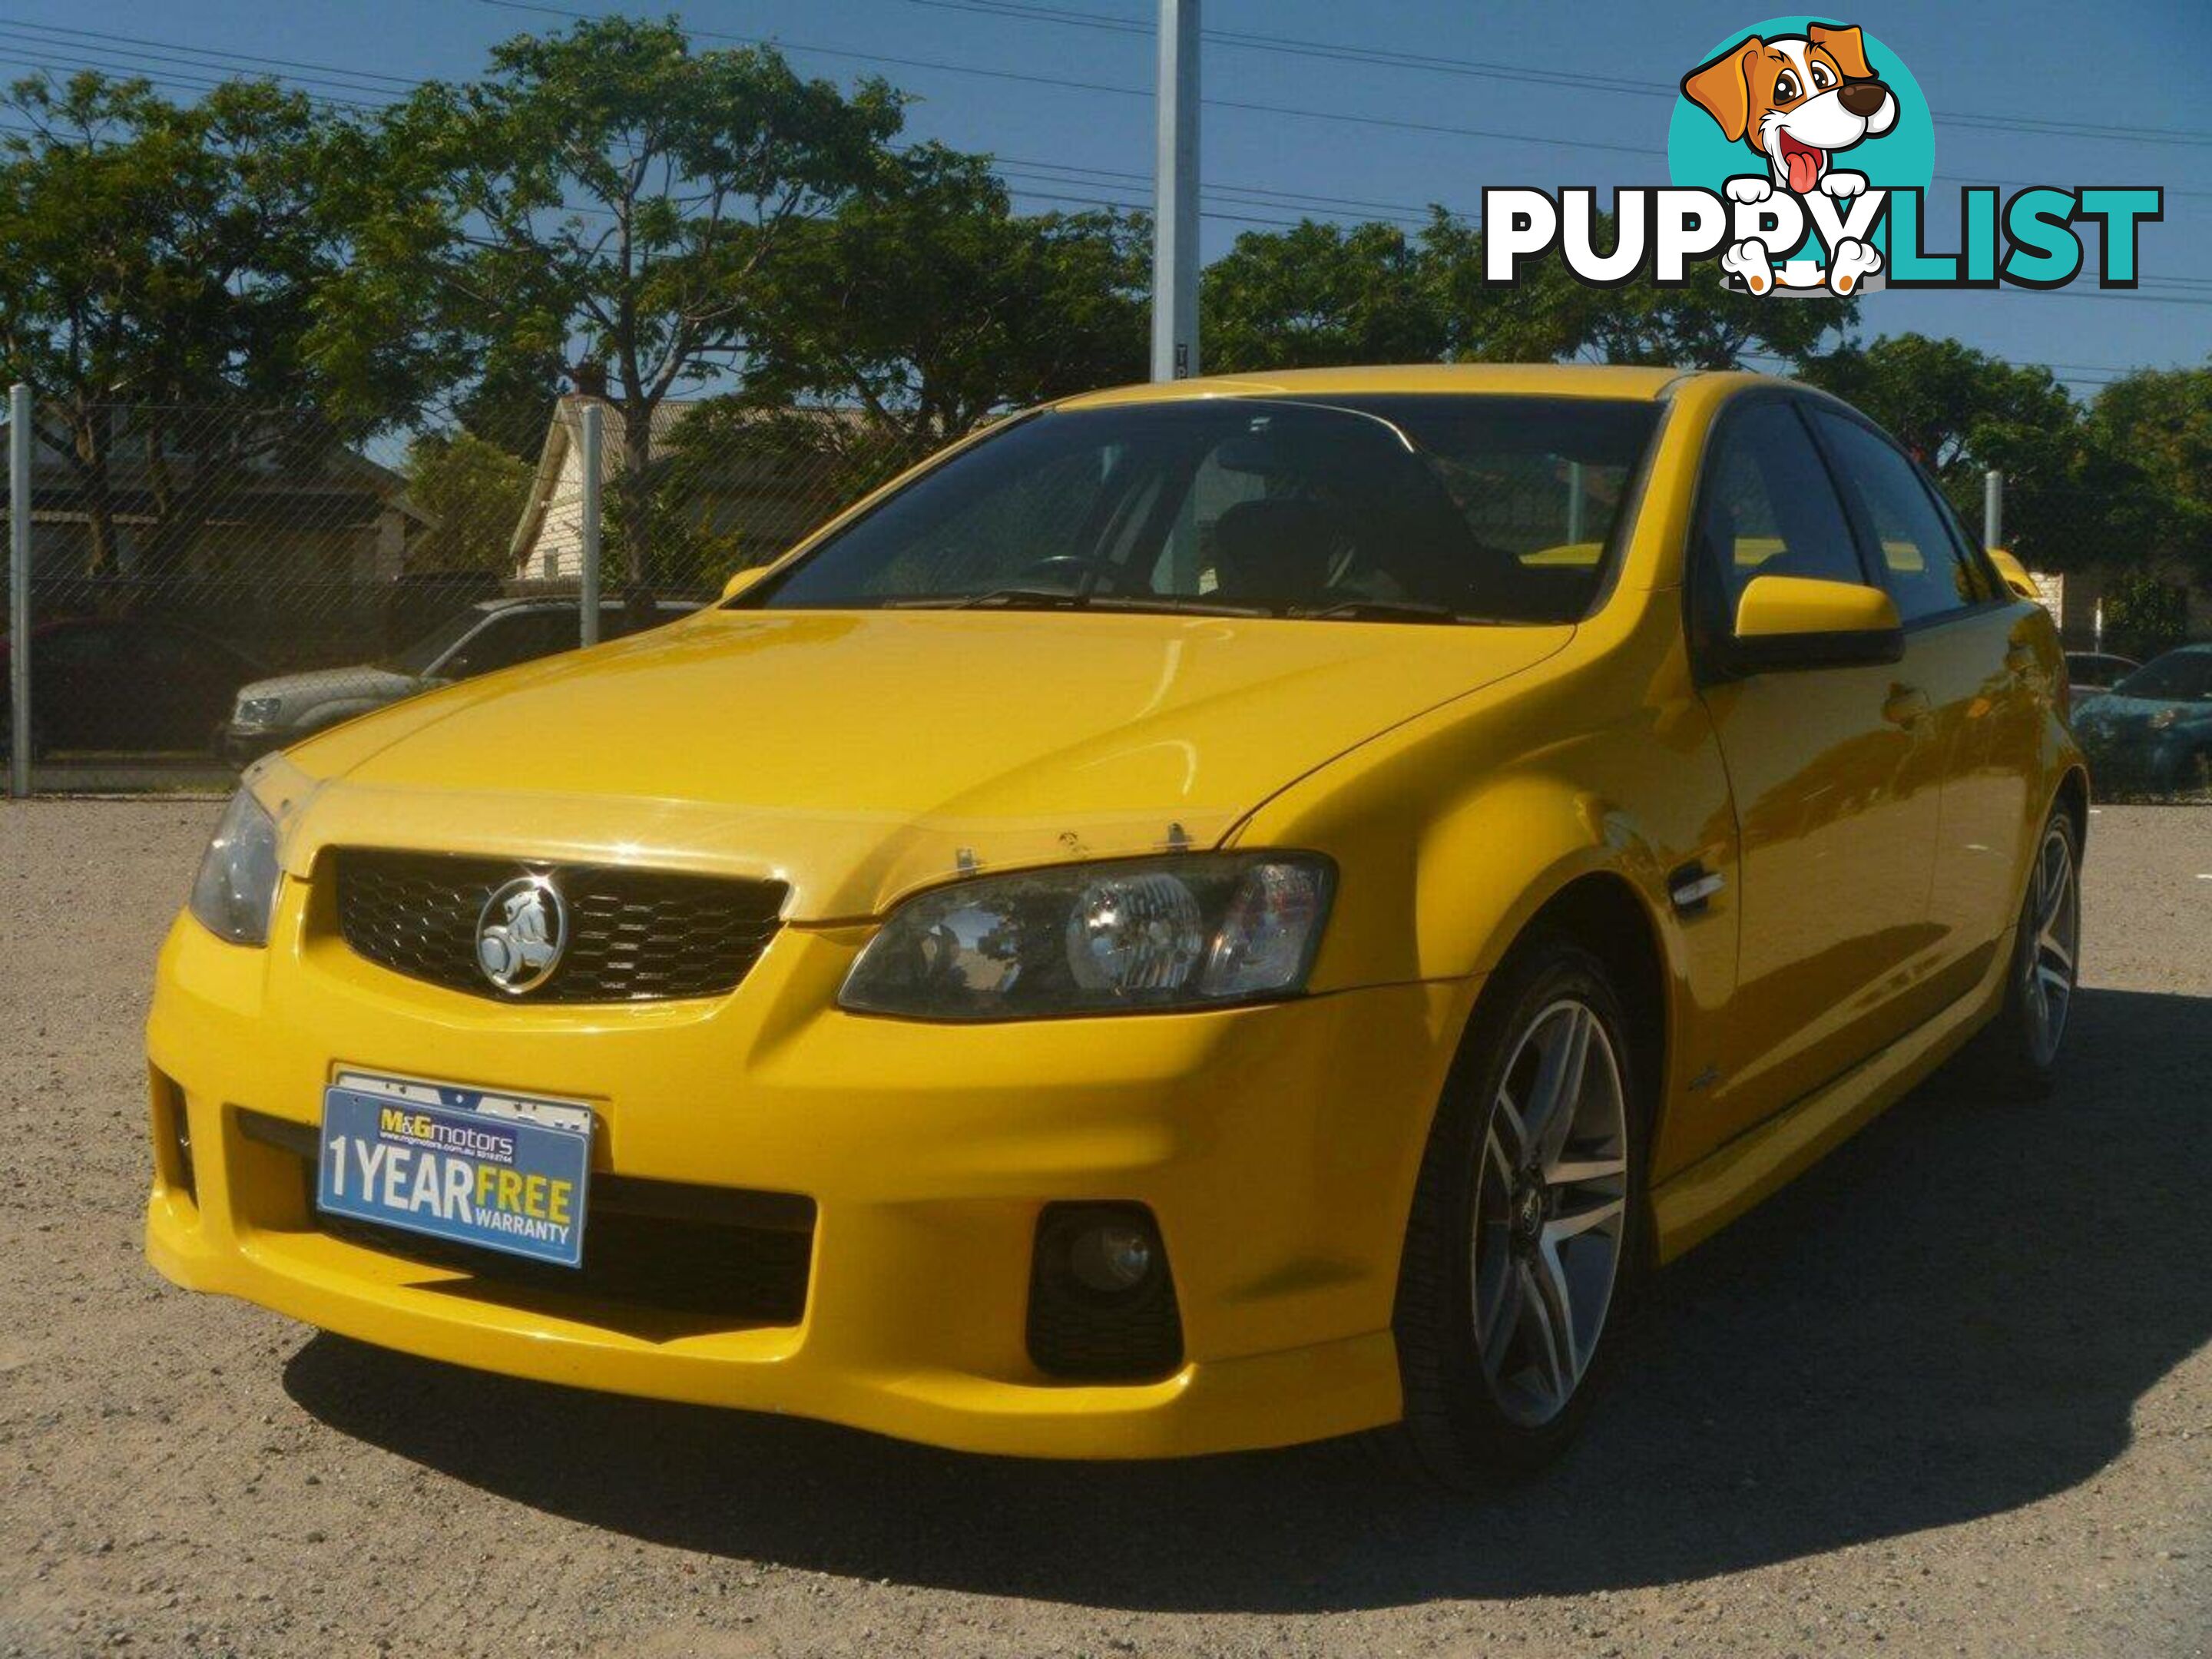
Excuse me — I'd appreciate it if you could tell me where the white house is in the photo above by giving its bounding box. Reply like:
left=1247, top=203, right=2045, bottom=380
left=506, top=393, right=881, bottom=584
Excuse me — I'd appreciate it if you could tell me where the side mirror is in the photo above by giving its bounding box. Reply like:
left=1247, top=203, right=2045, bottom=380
left=1986, top=546, right=2041, bottom=602
left=720, top=565, right=770, bottom=603
left=1729, top=575, right=1903, bottom=674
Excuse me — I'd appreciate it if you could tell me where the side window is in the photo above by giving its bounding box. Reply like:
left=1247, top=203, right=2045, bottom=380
left=1693, top=402, right=1866, bottom=647
left=448, top=611, right=574, bottom=677
left=1810, top=412, right=1992, bottom=623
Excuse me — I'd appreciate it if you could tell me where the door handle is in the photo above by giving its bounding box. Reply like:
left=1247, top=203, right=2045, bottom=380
left=1882, top=686, right=1932, bottom=727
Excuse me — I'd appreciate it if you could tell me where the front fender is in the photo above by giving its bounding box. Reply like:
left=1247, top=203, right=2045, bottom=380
left=1230, top=598, right=1740, bottom=1128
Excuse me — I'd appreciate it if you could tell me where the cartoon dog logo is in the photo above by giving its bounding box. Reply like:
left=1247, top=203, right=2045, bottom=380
left=1681, top=22, right=1898, bottom=296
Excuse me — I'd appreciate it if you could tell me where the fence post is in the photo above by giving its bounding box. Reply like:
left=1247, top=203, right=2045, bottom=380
left=1982, top=469, right=2004, bottom=552
left=578, top=401, right=603, bottom=647
left=8, top=383, right=29, bottom=800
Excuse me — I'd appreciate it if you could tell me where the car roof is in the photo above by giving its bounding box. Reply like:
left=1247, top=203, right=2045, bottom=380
left=1054, top=363, right=1714, bottom=409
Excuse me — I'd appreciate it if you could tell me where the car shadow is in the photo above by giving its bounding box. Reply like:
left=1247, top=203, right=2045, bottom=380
left=283, top=986, right=2212, bottom=1612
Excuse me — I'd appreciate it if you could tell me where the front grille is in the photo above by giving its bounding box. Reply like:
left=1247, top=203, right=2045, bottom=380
left=316, top=1207, right=814, bottom=1324
left=239, top=1110, right=814, bottom=1329
left=332, top=849, right=787, bottom=1003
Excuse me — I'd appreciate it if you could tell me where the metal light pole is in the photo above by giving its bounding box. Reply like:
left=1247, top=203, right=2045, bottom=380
left=578, top=401, right=603, bottom=647
left=1983, top=468, right=2004, bottom=552
left=8, top=382, right=30, bottom=799
left=1151, top=0, right=1200, bottom=382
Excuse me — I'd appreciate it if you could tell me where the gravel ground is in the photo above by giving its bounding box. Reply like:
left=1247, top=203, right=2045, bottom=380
left=2, top=799, right=2207, bottom=1659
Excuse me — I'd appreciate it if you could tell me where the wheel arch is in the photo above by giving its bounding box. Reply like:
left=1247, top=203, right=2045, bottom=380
left=1515, top=872, right=1671, bottom=1141
left=2055, top=763, right=2089, bottom=859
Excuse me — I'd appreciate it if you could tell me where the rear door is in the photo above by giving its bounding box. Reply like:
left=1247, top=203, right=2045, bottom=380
left=1806, top=407, right=2036, bottom=985
left=1687, top=396, right=1945, bottom=1145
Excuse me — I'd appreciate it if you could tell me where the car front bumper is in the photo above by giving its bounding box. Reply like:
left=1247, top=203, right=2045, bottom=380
left=145, top=882, right=1472, bottom=1459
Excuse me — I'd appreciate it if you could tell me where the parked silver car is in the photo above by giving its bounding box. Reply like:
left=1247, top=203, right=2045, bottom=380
left=217, top=597, right=697, bottom=764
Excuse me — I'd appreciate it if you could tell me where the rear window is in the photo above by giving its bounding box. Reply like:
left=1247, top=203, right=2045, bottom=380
left=749, top=396, right=1662, bottom=625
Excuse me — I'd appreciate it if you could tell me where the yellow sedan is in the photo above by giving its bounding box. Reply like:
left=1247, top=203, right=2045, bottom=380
left=145, top=366, right=2083, bottom=1483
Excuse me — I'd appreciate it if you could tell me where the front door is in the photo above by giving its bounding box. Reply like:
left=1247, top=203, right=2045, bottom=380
left=1687, top=397, right=1945, bottom=1150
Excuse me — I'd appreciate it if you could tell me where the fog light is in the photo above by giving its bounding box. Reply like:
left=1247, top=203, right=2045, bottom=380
left=1068, top=1222, right=1154, bottom=1293
left=1028, top=1203, right=1183, bottom=1379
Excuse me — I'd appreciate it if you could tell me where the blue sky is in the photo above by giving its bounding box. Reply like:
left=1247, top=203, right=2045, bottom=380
left=3, top=0, right=2207, bottom=398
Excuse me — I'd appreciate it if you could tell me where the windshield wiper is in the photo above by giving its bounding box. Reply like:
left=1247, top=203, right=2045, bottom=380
left=889, top=590, right=1277, bottom=618
left=889, top=587, right=1091, bottom=611
left=1290, top=598, right=1466, bottom=624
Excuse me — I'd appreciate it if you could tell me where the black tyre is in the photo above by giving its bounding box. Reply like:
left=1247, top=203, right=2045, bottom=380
left=1388, top=933, right=1649, bottom=1486
left=1969, top=804, right=2081, bottom=1098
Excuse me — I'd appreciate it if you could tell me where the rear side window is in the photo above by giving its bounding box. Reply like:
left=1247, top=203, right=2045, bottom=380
left=1810, top=412, right=1995, bottom=623
left=1692, top=401, right=1866, bottom=646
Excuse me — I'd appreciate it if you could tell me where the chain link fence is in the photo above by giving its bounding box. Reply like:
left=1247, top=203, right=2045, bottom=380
left=4, top=392, right=2204, bottom=800
left=2, top=391, right=929, bottom=793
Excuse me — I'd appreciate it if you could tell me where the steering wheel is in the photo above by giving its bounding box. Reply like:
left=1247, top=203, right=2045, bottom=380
left=1012, top=555, right=1131, bottom=595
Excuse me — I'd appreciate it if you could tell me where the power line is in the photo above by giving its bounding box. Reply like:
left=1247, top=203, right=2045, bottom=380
left=7, top=22, right=2205, bottom=293
left=468, top=1, right=2212, bottom=204
left=0, top=21, right=425, bottom=94
left=12, top=10, right=2210, bottom=217
left=0, top=23, right=1448, bottom=224
left=0, top=58, right=1330, bottom=231
left=905, top=0, right=2212, bottom=148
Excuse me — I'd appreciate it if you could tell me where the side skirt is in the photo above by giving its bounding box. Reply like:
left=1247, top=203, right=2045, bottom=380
left=1649, top=922, right=2017, bottom=1264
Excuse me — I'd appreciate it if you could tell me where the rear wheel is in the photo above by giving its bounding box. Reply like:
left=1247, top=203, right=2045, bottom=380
left=1972, top=806, right=2081, bottom=1095
left=1389, top=936, right=1647, bottom=1486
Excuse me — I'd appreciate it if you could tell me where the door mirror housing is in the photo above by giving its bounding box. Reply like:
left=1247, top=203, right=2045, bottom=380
left=721, top=565, right=770, bottom=603
left=1728, top=575, right=1904, bottom=674
left=1985, top=546, right=2041, bottom=602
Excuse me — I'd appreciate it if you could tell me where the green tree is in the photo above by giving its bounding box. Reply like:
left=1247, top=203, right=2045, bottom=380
left=1800, top=333, right=2098, bottom=566
left=0, top=71, right=377, bottom=575
left=1201, top=210, right=1853, bottom=373
left=323, top=16, right=906, bottom=595
left=402, top=431, right=535, bottom=574
left=2087, top=367, right=2212, bottom=581
left=744, top=147, right=1147, bottom=448
left=2100, top=568, right=2190, bottom=659
left=1204, top=220, right=1449, bottom=371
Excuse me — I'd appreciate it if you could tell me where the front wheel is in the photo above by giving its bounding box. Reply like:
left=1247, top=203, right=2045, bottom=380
left=1971, top=805, right=2082, bottom=1095
left=1388, top=936, right=1647, bottom=1486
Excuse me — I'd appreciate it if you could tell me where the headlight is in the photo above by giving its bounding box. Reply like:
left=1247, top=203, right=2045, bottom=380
left=234, top=696, right=283, bottom=727
left=2147, top=707, right=2181, bottom=731
left=187, top=789, right=282, bottom=945
left=839, top=853, right=1334, bottom=1020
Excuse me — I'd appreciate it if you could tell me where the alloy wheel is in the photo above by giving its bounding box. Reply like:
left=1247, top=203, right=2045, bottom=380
left=1470, top=997, right=1631, bottom=1427
left=2023, top=821, right=2079, bottom=1066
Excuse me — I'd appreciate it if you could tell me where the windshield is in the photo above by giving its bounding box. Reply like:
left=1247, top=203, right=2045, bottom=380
left=2113, top=650, right=2212, bottom=701
left=745, top=396, right=1663, bottom=624
left=381, top=608, right=488, bottom=675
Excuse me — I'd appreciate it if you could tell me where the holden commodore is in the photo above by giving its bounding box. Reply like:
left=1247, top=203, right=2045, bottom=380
left=146, top=366, right=2084, bottom=1482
